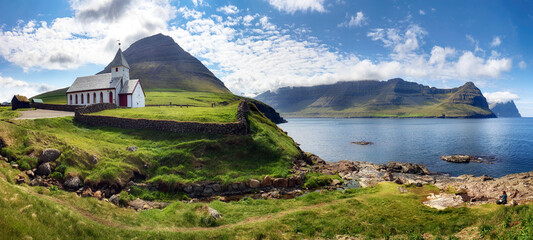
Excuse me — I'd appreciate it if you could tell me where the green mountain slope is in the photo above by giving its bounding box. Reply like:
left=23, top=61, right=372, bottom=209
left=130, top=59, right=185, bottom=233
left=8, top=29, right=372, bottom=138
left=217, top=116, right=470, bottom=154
left=255, top=78, right=496, bottom=118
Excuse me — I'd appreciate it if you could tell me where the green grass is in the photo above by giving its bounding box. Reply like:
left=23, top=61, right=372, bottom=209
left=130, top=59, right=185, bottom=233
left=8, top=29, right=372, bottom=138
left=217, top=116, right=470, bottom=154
left=87, top=103, right=239, bottom=123
left=145, top=89, right=240, bottom=107
left=0, top=106, right=300, bottom=188
left=0, top=106, right=21, bottom=120
left=31, top=87, right=68, bottom=104
left=1, top=169, right=527, bottom=240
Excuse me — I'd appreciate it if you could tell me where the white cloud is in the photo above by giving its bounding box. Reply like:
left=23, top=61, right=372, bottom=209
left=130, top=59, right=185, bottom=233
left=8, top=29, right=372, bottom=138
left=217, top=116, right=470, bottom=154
left=466, top=34, right=483, bottom=53
left=216, top=5, right=239, bottom=15
left=0, top=75, right=55, bottom=102
left=268, top=0, right=326, bottom=14
left=168, top=17, right=513, bottom=96
left=419, top=10, right=425, bottom=15
left=0, top=0, right=177, bottom=71
left=368, top=25, right=426, bottom=58
left=519, top=60, right=527, bottom=69
left=338, top=11, right=367, bottom=28
left=178, top=6, right=204, bottom=19
left=491, top=36, right=501, bottom=47
left=191, top=0, right=208, bottom=7
left=455, top=51, right=512, bottom=78
left=0, top=1, right=516, bottom=98
left=484, top=91, right=520, bottom=104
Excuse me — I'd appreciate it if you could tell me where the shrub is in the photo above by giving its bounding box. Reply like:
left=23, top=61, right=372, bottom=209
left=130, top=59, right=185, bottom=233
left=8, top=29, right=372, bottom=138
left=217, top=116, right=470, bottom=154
left=50, top=172, right=63, bottom=180
left=49, top=185, right=59, bottom=192
left=303, top=173, right=340, bottom=189
left=16, top=156, right=37, bottom=170
left=55, top=164, right=67, bottom=174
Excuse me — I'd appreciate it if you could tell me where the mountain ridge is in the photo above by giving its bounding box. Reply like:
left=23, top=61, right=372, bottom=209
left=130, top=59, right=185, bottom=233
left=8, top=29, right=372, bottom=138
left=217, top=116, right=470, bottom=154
left=255, top=79, right=496, bottom=118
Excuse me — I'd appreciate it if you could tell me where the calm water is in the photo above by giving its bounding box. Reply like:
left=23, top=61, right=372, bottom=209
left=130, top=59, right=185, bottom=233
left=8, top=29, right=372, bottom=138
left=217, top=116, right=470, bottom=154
left=279, top=118, right=533, bottom=177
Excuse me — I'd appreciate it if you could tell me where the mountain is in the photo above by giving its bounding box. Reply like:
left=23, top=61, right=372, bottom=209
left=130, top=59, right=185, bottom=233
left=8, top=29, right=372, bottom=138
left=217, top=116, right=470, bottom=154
left=489, top=100, right=521, bottom=118
left=98, top=33, right=230, bottom=93
left=255, top=78, right=496, bottom=118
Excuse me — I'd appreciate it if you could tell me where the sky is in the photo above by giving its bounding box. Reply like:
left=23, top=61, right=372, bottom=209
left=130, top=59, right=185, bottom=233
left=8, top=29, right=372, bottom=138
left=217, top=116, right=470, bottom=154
left=0, top=0, right=532, bottom=116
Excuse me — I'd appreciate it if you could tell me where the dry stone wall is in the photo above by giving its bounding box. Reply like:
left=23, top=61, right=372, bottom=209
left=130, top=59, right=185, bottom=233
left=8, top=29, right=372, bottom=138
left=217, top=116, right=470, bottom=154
left=31, top=103, right=79, bottom=112
left=74, top=101, right=249, bottom=135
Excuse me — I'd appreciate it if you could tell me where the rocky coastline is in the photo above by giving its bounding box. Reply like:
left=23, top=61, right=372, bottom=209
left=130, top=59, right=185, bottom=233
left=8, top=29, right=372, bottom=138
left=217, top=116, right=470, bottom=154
left=315, top=158, right=533, bottom=208
left=4, top=148, right=533, bottom=211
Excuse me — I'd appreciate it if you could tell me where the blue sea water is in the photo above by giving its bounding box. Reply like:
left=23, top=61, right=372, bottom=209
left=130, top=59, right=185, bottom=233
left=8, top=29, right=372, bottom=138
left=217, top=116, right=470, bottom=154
left=279, top=118, right=533, bottom=177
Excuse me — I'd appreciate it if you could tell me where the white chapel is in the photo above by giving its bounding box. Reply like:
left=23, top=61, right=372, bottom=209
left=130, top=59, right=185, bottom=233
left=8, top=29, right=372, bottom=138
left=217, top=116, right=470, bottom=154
left=67, top=48, right=145, bottom=108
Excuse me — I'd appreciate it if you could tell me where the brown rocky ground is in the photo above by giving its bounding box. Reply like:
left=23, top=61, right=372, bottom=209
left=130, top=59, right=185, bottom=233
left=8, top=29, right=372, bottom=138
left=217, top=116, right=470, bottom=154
left=314, top=157, right=533, bottom=207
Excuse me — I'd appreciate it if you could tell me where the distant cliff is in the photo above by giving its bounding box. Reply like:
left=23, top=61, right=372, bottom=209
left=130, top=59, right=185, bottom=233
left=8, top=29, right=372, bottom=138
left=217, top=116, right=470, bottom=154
left=255, top=78, right=496, bottom=118
left=489, top=100, right=521, bottom=118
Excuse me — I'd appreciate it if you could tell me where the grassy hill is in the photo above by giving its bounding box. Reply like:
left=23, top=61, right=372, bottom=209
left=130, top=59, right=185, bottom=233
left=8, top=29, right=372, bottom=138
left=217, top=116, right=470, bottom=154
left=256, top=78, right=496, bottom=118
left=0, top=102, right=299, bottom=188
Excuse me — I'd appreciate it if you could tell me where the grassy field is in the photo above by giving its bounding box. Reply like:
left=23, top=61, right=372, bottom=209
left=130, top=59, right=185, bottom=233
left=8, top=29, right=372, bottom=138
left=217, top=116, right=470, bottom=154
left=87, top=103, right=239, bottom=123
left=1, top=164, right=531, bottom=240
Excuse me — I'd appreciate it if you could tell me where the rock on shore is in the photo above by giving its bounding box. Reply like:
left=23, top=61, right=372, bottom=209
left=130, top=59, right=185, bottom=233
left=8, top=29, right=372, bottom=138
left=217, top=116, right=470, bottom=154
left=316, top=158, right=533, bottom=207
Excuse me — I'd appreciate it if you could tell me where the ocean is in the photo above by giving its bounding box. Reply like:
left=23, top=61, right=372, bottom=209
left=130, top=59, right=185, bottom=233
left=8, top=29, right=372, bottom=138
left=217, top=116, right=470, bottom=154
left=279, top=118, right=533, bottom=177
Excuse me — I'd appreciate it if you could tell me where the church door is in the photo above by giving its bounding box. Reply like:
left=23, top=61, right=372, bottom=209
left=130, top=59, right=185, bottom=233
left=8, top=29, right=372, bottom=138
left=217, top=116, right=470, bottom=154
left=119, top=95, right=127, bottom=107
left=109, top=92, right=113, bottom=104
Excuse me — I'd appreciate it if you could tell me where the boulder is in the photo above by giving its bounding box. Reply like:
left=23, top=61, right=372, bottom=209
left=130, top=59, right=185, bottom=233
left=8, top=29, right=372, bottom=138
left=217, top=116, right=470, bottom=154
left=386, top=162, right=430, bottom=175
left=249, top=179, right=260, bottom=188
left=30, top=178, right=41, bottom=186
left=207, top=207, right=222, bottom=220
left=331, top=179, right=341, bottom=186
left=423, top=193, right=463, bottom=210
left=91, top=155, right=98, bottom=165
left=93, top=190, right=103, bottom=200
left=64, top=176, right=82, bottom=189
left=38, top=148, right=61, bottom=164
left=261, top=176, right=272, bottom=187
left=183, top=185, right=193, bottom=193
left=10, top=163, right=19, bottom=169
left=81, top=188, right=93, bottom=197
left=15, top=173, right=26, bottom=184
left=440, top=155, right=473, bottom=163
left=36, top=163, right=52, bottom=176
left=273, top=178, right=288, bottom=188
left=126, top=146, right=138, bottom=152
left=25, top=170, right=34, bottom=178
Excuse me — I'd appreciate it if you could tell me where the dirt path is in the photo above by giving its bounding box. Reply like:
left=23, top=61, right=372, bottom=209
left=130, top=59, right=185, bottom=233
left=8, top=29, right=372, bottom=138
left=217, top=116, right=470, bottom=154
left=16, top=109, right=74, bottom=119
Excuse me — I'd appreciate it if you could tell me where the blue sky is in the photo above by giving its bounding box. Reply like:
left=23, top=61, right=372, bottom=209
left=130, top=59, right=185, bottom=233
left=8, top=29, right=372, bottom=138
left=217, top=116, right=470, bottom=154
left=0, top=0, right=532, bottom=116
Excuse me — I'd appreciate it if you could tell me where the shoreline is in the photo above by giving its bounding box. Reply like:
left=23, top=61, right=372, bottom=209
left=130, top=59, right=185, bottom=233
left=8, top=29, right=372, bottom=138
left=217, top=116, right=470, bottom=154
left=316, top=158, right=533, bottom=206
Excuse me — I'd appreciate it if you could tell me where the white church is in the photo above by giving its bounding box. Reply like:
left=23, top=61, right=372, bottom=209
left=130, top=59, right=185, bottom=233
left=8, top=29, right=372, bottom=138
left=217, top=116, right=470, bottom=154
left=67, top=48, right=145, bottom=108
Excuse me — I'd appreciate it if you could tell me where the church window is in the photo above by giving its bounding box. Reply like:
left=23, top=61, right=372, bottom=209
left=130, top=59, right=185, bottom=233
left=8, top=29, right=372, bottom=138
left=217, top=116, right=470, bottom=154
left=81, top=94, right=84, bottom=104
left=116, top=67, right=118, bottom=72
left=75, top=95, right=78, bottom=104
left=100, top=92, right=103, bottom=103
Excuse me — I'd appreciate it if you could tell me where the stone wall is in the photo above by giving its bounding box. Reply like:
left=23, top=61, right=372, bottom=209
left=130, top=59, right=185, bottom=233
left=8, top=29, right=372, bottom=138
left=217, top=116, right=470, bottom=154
left=75, top=103, right=117, bottom=115
left=74, top=100, right=249, bottom=135
left=31, top=103, right=79, bottom=112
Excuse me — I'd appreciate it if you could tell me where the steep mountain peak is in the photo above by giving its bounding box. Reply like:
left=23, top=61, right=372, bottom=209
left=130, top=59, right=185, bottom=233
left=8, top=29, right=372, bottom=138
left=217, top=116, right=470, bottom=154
left=98, top=33, right=230, bottom=93
left=490, top=100, right=522, bottom=118
left=448, top=81, right=493, bottom=112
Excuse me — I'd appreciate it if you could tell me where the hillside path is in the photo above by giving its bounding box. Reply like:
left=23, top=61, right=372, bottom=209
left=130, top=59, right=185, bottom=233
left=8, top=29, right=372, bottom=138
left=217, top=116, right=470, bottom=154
left=16, top=109, right=74, bottom=119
